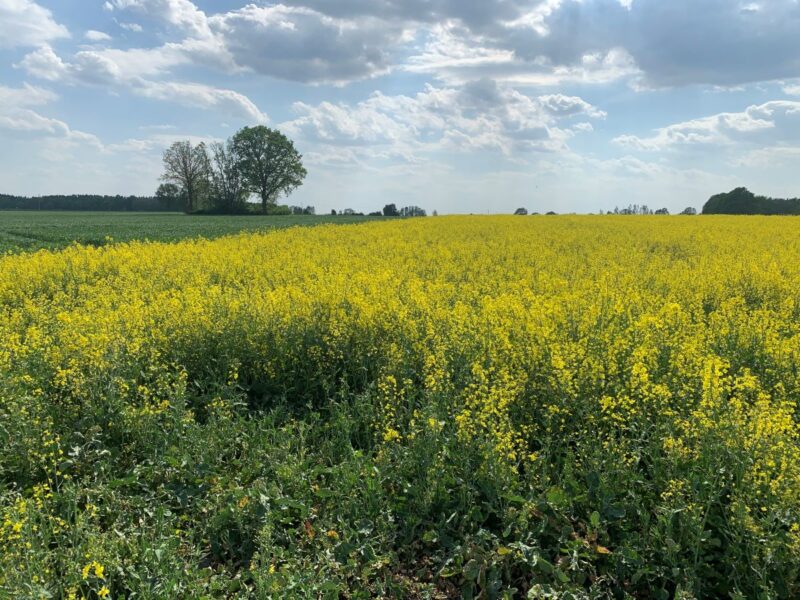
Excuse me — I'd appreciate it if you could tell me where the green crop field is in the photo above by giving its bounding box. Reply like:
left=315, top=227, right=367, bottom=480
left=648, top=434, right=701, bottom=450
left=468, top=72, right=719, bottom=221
left=0, top=211, right=384, bottom=253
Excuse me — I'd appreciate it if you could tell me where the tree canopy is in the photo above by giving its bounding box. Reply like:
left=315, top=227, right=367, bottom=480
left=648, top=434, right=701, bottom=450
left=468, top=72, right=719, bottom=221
left=702, top=187, right=800, bottom=215
left=161, top=141, right=211, bottom=213
left=231, top=126, right=307, bottom=214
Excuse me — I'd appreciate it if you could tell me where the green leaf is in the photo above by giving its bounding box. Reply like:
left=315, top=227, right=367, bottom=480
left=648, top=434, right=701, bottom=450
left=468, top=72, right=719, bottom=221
left=590, top=511, right=601, bottom=528
left=546, top=486, right=568, bottom=507
left=463, top=559, right=481, bottom=580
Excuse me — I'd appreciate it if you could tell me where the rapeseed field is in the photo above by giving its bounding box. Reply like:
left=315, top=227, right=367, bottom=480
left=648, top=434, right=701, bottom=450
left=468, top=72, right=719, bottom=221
left=2, top=216, right=800, bottom=598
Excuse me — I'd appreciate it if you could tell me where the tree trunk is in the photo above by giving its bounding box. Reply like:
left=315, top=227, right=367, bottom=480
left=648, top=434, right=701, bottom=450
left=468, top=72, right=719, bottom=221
left=261, top=190, right=268, bottom=214
left=186, top=183, right=194, bottom=213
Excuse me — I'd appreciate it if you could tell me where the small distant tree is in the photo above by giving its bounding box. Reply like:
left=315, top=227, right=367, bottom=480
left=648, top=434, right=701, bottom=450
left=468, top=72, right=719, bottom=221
left=232, top=126, right=307, bottom=214
left=514, top=207, right=528, bottom=215
left=331, top=209, right=337, bottom=215
left=342, top=208, right=357, bottom=215
left=432, top=210, right=438, bottom=216
left=209, top=140, right=248, bottom=213
left=655, top=208, right=669, bottom=215
left=383, top=203, right=400, bottom=217
left=680, top=207, right=697, bottom=215
left=161, top=141, right=210, bottom=213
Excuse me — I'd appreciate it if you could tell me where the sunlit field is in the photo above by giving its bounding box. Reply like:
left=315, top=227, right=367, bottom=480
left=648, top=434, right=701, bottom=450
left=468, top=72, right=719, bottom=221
left=2, top=216, right=800, bottom=598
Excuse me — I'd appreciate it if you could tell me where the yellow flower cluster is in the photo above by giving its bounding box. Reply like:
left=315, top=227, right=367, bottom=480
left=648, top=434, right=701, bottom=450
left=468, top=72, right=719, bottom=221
left=3, top=215, right=800, bottom=585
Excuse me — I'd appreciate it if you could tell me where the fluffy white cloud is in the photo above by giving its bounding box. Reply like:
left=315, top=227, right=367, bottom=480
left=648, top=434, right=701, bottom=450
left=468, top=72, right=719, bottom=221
left=784, top=83, right=800, bottom=96
left=17, top=45, right=266, bottom=122
left=105, top=0, right=211, bottom=37
left=614, top=101, right=800, bottom=150
left=0, top=0, right=69, bottom=48
left=104, top=1, right=405, bottom=83
left=283, top=80, right=604, bottom=162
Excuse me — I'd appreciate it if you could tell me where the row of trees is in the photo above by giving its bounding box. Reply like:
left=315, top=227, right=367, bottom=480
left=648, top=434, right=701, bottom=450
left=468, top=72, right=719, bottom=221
left=159, top=126, right=307, bottom=214
left=329, top=204, right=428, bottom=217
left=602, top=205, right=696, bottom=215
left=0, top=193, right=167, bottom=212
left=513, top=206, right=697, bottom=216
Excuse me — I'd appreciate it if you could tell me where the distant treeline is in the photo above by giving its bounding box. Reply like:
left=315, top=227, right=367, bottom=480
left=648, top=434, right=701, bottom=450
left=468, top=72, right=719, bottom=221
left=703, top=188, right=800, bottom=215
left=0, top=194, right=168, bottom=212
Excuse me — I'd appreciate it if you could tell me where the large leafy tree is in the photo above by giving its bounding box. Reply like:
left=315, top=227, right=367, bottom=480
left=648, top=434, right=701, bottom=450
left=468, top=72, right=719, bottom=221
left=161, top=141, right=210, bottom=213
left=232, top=126, right=307, bottom=214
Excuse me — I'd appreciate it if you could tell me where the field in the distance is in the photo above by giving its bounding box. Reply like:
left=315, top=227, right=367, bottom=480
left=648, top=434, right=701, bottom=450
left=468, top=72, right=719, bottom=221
left=0, top=211, right=383, bottom=253
left=2, top=215, right=800, bottom=599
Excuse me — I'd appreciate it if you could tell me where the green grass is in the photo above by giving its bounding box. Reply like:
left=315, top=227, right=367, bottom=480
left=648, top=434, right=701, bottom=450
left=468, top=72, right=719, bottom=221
left=0, top=211, right=383, bottom=253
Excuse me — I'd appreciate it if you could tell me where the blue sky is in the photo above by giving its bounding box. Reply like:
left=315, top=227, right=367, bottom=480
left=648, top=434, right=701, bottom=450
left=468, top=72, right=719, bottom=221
left=1, top=0, right=800, bottom=214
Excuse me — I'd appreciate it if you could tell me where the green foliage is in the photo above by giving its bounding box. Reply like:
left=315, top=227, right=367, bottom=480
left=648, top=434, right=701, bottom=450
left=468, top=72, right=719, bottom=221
left=231, top=126, right=307, bottom=214
left=265, top=204, right=292, bottom=216
left=703, top=187, right=800, bottom=215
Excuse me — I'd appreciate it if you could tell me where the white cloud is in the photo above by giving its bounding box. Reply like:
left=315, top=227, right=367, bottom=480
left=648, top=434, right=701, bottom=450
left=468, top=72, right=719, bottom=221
left=539, top=94, right=606, bottom=118
left=17, top=44, right=265, bottom=123
left=282, top=80, right=603, bottom=163
left=614, top=101, right=800, bottom=150
left=405, top=23, right=515, bottom=73
left=85, top=30, right=112, bottom=42
left=406, top=25, right=640, bottom=86
left=0, top=0, right=69, bottom=48
left=0, top=82, right=57, bottom=107
left=105, top=0, right=211, bottom=37
left=103, top=0, right=405, bottom=83
left=0, top=83, right=100, bottom=148
left=16, top=46, right=69, bottom=81
left=135, top=81, right=268, bottom=123
left=734, top=145, right=800, bottom=168
left=119, top=22, right=144, bottom=32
